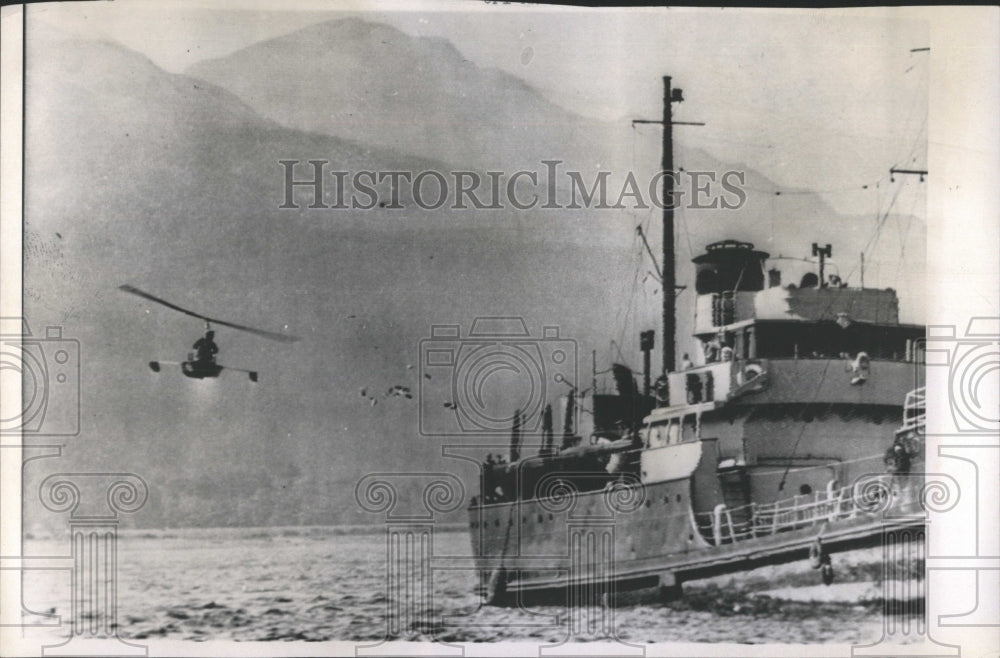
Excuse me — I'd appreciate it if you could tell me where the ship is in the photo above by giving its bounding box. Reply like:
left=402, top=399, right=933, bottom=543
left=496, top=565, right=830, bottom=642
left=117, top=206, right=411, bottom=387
left=468, top=76, right=926, bottom=604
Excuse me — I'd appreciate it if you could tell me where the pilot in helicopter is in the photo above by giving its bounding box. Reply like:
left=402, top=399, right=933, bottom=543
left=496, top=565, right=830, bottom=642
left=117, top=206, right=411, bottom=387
left=193, top=330, right=219, bottom=365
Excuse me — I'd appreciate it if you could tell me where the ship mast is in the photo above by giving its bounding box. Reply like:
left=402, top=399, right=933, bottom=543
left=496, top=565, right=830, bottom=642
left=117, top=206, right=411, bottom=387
left=634, top=76, right=702, bottom=377
left=661, top=78, right=677, bottom=376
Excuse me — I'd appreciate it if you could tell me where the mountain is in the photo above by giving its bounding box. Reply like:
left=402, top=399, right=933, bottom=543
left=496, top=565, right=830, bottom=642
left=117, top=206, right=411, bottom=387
left=22, top=24, right=924, bottom=531
left=186, top=17, right=626, bottom=173
left=185, top=17, right=924, bottom=298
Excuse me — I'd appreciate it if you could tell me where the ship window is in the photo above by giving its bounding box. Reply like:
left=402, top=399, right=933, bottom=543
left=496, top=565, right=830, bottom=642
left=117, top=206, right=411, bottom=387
left=471, top=522, right=477, bottom=528
left=682, top=417, right=697, bottom=442
left=799, top=484, right=813, bottom=495
left=753, top=322, right=924, bottom=361
left=495, top=519, right=500, bottom=527
left=522, top=516, right=527, bottom=524
left=548, top=513, right=554, bottom=521
left=676, top=494, right=682, bottom=502
left=538, top=514, right=544, bottom=523
left=663, top=496, right=669, bottom=505
left=667, top=423, right=681, bottom=445
left=645, top=499, right=652, bottom=508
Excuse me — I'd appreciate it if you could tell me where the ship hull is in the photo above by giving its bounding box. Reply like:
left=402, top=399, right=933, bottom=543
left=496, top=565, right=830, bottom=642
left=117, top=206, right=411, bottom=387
left=468, top=467, right=924, bottom=602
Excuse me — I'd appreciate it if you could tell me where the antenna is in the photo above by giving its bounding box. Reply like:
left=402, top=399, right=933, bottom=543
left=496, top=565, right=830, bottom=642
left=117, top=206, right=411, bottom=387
left=812, top=243, right=832, bottom=287
left=889, top=166, right=927, bottom=183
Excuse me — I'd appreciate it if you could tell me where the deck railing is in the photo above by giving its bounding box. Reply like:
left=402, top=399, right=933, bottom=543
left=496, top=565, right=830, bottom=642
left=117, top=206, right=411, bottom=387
left=901, top=386, right=926, bottom=432
left=694, top=478, right=916, bottom=546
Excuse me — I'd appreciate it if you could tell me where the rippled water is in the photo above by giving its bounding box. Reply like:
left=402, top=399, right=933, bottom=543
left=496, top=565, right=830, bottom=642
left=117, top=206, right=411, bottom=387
left=21, top=526, right=913, bottom=645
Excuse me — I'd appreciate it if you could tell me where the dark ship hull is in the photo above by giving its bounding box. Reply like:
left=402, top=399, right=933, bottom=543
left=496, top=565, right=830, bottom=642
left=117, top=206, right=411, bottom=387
left=471, top=475, right=924, bottom=602
left=469, top=372, right=925, bottom=603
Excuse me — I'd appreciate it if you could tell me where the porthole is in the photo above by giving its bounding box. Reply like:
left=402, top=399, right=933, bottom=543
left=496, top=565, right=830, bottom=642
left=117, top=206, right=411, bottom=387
left=799, top=484, right=813, bottom=495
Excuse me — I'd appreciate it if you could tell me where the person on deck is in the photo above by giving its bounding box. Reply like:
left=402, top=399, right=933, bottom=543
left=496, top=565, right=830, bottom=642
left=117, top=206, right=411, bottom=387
left=704, top=339, right=720, bottom=363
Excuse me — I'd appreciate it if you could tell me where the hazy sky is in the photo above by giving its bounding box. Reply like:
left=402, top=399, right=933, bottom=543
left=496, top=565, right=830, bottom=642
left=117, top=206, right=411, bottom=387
left=33, top=2, right=928, bottom=218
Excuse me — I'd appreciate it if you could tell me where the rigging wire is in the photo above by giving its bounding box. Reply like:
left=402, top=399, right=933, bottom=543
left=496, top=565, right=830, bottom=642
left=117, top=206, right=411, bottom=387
left=899, top=111, right=929, bottom=171
left=776, top=360, right=833, bottom=493
left=894, top=51, right=930, bottom=169
left=610, top=225, right=640, bottom=337
left=843, top=175, right=910, bottom=286
left=892, top=178, right=925, bottom=288
left=769, top=236, right=878, bottom=492
left=741, top=177, right=888, bottom=197
left=603, top=224, right=646, bottom=386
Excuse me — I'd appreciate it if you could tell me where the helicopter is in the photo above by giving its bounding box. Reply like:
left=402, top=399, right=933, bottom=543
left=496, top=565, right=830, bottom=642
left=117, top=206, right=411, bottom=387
left=119, top=285, right=300, bottom=383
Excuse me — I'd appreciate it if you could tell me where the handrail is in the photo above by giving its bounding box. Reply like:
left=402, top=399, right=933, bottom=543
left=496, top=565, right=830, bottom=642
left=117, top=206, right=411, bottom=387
left=695, top=477, right=918, bottom=546
left=901, top=386, right=926, bottom=431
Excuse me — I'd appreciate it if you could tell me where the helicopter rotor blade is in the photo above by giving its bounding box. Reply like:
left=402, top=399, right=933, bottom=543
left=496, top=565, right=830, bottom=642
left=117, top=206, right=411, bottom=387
left=119, top=285, right=300, bottom=343
left=198, top=316, right=300, bottom=343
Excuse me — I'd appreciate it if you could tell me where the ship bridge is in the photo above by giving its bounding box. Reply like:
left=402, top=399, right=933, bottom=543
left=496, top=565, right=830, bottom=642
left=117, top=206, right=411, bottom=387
left=666, top=240, right=923, bottom=408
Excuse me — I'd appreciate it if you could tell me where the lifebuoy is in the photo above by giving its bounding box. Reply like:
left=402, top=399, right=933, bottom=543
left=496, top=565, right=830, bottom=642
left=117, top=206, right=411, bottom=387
left=736, top=363, right=764, bottom=387
left=850, top=352, right=870, bottom=385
